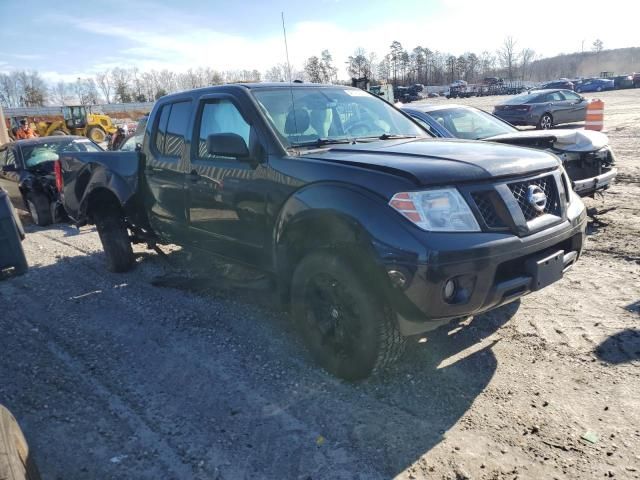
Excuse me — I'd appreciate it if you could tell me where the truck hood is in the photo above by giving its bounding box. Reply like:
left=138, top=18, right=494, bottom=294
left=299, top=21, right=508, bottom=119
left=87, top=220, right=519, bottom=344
left=305, top=138, right=559, bottom=186
left=486, top=129, right=608, bottom=152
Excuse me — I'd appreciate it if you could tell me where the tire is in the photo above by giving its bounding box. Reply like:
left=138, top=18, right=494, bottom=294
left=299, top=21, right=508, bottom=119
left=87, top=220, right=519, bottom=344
left=95, top=213, right=135, bottom=273
left=291, top=250, right=406, bottom=380
left=537, top=113, right=553, bottom=130
left=25, top=193, right=52, bottom=227
left=0, top=405, right=41, bottom=480
left=86, top=126, right=106, bottom=143
left=51, top=130, right=66, bottom=136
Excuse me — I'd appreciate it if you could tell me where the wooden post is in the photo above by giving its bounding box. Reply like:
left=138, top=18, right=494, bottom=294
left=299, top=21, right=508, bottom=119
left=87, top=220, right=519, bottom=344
left=0, top=105, right=9, bottom=144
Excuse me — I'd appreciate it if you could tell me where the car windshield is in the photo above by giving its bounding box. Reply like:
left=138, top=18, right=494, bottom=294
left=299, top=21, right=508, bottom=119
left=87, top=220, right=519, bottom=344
left=119, top=135, right=142, bottom=151
left=252, top=86, right=428, bottom=148
left=502, top=92, right=542, bottom=105
left=425, top=107, right=515, bottom=140
left=21, top=138, right=102, bottom=168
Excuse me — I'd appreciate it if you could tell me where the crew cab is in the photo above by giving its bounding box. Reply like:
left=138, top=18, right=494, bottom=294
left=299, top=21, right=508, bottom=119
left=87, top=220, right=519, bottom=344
left=57, top=83, right=587, bottom=380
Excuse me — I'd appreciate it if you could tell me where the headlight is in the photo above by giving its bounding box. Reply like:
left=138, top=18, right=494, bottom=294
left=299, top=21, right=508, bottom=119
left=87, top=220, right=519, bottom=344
left=389, top=188, right=480, bottom=232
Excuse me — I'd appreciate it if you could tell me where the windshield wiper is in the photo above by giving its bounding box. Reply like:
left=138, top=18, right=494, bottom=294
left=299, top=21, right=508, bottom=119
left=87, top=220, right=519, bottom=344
left=355, top=134, right=419, bottom=141
left=290, top=138, right=355, bottom=148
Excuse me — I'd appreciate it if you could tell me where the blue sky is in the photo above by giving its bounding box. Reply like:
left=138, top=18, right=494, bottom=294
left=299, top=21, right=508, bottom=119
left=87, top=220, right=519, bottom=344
left=0, top=0, right=634, bottom=81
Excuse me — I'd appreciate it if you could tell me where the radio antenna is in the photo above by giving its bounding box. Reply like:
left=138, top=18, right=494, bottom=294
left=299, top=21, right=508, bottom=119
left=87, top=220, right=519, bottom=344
left=281, top=12, right=293, bottom=82
left=281, top=12, right=298, bottom=139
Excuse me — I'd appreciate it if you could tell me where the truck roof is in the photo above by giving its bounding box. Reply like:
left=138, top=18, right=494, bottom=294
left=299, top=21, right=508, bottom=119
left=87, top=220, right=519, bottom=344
left=158, top=82, right=360, bottom=102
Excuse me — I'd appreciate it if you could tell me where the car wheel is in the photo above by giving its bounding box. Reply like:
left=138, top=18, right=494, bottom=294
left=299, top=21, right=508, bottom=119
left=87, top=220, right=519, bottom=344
left=51, top=130, right=66, bottom=136
left=291, top=250, right=406, bottom=380
left=26, top=193, right=53, bottom=227
left=0, top=404, right=41, bottom=480
left=537, top=113, right=553, bottom=130
left=95, top=213, right=135, bottom=273
left=87, top=126, right=106, bottom=143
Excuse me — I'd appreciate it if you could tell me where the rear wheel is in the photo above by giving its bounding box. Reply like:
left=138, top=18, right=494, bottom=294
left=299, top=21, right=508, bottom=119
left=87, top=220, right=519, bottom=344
left=87, top=126, right=106, bottom=143
left=26, top=193, right=52, bottom=227
left=291, top=250, right=406, bottom=380
left=0, top=405, right=41, bottom=480
left=95, top=213, right=135, bottom=273
left=537, top=113, right=553, bottom=130
left=51, top=130, right=66, bottom=136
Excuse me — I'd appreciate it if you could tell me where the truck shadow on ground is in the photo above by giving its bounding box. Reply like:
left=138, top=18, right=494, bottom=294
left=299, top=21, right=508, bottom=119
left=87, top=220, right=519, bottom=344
left=595, top=328, right=640, bottom=364
left=5, top=245, right=519, bottom=478
left=148, top=250, right=519, bottom=476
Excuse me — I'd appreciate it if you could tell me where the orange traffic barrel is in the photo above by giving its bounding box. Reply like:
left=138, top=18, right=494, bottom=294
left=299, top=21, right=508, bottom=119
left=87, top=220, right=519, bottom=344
left=585, top=99, right=604, bottom=131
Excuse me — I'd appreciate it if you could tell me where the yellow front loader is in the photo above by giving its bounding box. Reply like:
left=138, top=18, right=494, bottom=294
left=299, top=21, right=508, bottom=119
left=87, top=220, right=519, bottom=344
left=36, top=106, right=117, bottom=143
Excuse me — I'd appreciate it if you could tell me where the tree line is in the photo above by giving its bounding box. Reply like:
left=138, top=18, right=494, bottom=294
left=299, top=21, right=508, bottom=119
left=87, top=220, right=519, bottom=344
left=0, top=37, right=612, bottom=108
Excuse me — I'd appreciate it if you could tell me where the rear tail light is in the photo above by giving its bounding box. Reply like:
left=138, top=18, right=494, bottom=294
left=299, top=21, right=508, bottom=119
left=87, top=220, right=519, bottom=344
left=512, top=105, right=532, bottom=112
left=54, top=160, right=63, bottom=193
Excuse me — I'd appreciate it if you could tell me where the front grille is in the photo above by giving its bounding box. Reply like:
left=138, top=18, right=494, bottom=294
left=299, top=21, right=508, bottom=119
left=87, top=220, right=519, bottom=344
left=508, top=175, right=561, bottom=221
left=471, top=192, right=506, bottom=228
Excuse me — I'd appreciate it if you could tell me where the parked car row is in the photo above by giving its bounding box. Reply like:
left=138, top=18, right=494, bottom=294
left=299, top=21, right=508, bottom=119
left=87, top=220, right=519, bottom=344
left=540, top=75, right=638, bottom=92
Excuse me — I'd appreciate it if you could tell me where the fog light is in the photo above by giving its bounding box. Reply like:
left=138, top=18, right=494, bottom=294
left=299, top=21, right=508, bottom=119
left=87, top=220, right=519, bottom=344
left=387, top=269, right=407, bottom=288
left=443, top=279, right=456, bottom=301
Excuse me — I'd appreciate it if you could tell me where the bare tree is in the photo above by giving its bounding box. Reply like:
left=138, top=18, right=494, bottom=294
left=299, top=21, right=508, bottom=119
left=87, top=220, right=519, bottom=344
left=95, top=71, right=112, bottom=104
left=50, top=81, right=70, bottom=105
left=520, top=48, right=536, bottom=80
left=592, top=39, right=604, bottom=53
left=498, top=36, right=520, bottom=81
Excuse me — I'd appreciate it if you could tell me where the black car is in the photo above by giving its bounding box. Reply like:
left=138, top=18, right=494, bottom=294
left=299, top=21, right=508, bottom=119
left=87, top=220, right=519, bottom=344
left=613, top=75, right=634, bottom=89
left=541, top=79, right=574, bottom=90
left=0, top=136, right=102, bottom=226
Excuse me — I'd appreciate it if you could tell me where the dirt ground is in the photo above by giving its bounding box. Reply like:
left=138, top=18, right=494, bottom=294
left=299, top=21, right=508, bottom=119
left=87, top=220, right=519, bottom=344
left=1, top=89, right=639, bottom=480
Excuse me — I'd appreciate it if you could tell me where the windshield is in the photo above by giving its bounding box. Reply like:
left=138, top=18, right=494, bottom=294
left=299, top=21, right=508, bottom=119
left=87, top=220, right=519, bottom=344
left=425, top=107, right=516, bottom=140
left=21, top=138, right=102, bottom=168
left=252, top=87, right=427, bottom=148
left=502, top=92, right=542, bottom=105
left=119, top=135, right=142, bottom=151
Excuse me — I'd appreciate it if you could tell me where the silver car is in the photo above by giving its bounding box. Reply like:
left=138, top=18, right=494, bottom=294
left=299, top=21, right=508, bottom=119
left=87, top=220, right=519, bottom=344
left=493, top=89, right=588, bottom=129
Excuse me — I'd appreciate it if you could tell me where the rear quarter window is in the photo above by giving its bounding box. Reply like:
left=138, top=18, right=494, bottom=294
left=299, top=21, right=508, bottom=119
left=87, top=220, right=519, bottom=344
left=153, top=101, right=192, bottom=157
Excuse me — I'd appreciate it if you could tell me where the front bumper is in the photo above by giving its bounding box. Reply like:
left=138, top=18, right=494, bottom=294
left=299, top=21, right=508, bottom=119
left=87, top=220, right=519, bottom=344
left=572, top=167, right=617, bottom=196
left=388, top=209, right=587, bottom=336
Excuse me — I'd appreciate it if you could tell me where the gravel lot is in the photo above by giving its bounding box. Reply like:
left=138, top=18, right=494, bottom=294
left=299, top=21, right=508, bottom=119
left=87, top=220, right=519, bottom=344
left=1, top=89, right=639, bottom=480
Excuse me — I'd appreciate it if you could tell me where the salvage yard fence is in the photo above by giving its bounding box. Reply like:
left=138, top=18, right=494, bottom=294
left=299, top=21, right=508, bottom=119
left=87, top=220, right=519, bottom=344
left=4, top=102, right=155, bottom=117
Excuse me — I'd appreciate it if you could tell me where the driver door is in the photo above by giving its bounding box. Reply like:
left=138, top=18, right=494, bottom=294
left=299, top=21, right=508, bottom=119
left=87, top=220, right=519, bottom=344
left=186, top=95, right=266, bottom=265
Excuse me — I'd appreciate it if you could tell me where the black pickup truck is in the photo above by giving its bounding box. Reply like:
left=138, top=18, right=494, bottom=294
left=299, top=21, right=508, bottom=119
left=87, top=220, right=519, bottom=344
left=58, top=83, right=587, bottom=379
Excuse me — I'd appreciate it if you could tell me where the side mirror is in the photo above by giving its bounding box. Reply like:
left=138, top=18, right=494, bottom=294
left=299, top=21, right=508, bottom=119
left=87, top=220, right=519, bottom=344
left=1, top=164, right=17, bottom=173
left=207, top=133, right=250, bottom=160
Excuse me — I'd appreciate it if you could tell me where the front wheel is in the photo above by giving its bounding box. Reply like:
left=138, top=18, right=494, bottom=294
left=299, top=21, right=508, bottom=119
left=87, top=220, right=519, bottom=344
left=291, top=251, right=406, bottom=380
left=26, top=193, right=52, bottom=226
left=537, top=113, right=553, bottom=130
left=87, top=126, right=106, bottom=143
left=95, top=213, right=134, bottom=272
